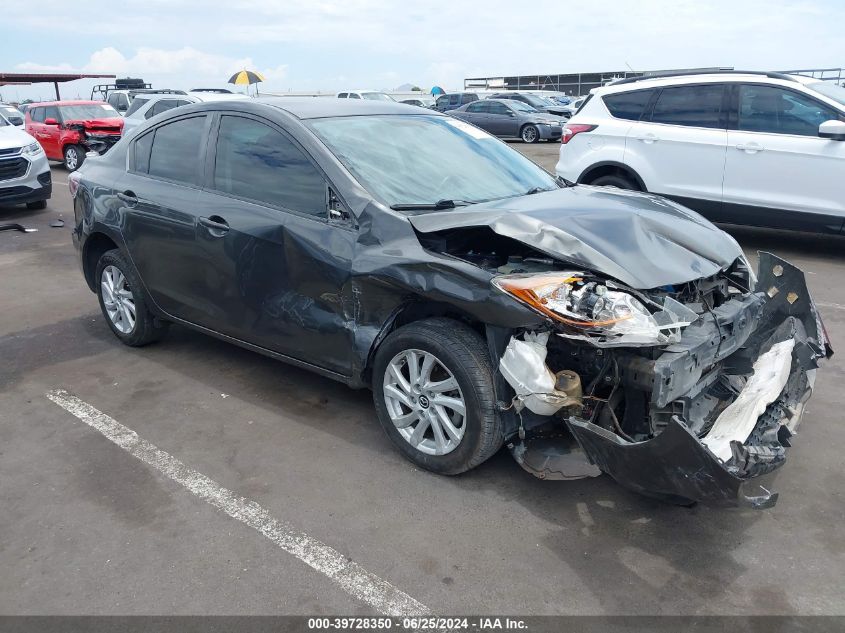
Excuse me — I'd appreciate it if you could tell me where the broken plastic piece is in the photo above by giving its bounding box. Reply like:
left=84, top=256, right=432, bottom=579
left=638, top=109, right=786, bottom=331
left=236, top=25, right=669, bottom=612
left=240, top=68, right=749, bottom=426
left=0, top=223, right=37, bottom=233
left=499, top=332, right=580, bottom=415
left=702, top=339, right=795, bottom=462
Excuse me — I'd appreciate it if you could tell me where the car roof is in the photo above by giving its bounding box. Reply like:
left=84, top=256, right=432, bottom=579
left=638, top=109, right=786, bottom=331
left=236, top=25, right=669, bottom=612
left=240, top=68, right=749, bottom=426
left=593, top=72, right=812, bottom=96
left=252, top=97, right=442, bottom=119
left=30, top=100, right=108, bottom=107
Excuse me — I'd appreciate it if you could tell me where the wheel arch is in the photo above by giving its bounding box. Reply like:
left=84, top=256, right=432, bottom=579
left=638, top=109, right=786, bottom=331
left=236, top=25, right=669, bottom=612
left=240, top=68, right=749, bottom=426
left=82, top=231, right=119, bottom=292
left=578, top=161, right=647, bottom=191
left=360, top=301, right=487, bottom=388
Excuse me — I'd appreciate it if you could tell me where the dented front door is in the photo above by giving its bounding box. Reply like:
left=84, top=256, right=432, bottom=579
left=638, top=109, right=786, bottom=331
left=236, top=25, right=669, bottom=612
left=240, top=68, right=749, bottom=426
left=188, top=186, right=355, bottom=375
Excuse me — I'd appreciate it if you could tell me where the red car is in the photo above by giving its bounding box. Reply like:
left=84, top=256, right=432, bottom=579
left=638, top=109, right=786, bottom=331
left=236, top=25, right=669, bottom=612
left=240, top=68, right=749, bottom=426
left=25, top=100, right=123, bottom=171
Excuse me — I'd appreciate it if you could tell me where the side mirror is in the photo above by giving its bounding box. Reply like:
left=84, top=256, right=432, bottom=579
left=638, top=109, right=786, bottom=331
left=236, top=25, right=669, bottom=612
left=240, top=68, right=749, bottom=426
left=819, top=119, right=845, bottom=141
left=44, top=118, right=58, bottom=126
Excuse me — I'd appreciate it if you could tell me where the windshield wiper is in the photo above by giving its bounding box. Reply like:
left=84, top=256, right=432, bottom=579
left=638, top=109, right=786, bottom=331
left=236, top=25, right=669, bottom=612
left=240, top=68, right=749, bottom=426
left=390, top=199, right=472, bottom=211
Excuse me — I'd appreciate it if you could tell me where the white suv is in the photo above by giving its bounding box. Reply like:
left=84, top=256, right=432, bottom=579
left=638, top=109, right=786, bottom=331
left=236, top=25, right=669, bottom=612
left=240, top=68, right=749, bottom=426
left=556, top=71, right=845, bottom=233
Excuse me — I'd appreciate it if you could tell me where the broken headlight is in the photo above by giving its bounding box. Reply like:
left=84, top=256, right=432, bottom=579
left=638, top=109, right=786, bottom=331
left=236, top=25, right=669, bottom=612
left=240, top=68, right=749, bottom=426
left=493, top=273, right=697, bottom=346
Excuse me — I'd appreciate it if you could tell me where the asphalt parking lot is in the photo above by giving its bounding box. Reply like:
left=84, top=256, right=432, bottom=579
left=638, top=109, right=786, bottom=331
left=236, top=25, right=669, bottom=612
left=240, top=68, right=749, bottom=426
left=1, top=151, right=844, bottom=616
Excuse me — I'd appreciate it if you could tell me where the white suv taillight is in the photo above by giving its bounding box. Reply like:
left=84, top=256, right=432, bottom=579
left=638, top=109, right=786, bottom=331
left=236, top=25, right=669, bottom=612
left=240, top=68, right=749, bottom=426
left=561, top=124, right=597, bottom=144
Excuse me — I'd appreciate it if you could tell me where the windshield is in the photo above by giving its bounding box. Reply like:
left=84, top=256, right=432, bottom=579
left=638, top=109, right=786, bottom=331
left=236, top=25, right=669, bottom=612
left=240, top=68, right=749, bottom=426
left=809, top=82, right=845, bottom=107
left=309, top=115, right=558, bottom=208
left=522, top=95, right=549, bottom=107
left=361, top=92, right=395, bottom=101
left=59, top=104, right=121, bottom=120
left=1, top=107, right=23, bottom=125
left=509, top=100, right=538, bottom=113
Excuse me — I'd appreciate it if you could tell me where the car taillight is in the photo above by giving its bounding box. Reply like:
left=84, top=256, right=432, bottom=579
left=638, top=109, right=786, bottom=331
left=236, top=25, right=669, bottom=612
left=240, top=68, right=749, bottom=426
left=561, top=124, right=597, bottom=144
left=68, top=171, right=81, bottom=198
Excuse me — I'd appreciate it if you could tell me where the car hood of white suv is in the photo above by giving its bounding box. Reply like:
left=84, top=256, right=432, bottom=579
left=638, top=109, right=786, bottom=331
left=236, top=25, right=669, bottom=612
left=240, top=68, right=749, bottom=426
left=0, top=126, right=37, bottom=151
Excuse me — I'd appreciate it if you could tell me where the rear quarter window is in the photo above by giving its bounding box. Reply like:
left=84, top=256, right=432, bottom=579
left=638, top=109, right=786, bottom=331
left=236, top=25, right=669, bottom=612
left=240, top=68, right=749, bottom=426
left=603, top=89, right=655, bottom=121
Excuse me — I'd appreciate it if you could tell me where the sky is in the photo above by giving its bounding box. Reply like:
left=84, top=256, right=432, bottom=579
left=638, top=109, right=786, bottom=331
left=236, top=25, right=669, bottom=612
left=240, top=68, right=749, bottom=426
left=1, top=0, right=843, bottom=102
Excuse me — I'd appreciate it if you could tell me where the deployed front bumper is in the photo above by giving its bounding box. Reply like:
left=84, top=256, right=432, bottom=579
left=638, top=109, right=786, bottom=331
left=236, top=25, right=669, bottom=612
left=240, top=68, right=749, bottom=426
left=505, top=253, right=832, bottom=508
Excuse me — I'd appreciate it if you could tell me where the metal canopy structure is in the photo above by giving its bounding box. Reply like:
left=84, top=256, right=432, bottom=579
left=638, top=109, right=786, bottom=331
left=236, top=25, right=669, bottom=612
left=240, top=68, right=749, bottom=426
left=0, top=72, right=116, bottom=99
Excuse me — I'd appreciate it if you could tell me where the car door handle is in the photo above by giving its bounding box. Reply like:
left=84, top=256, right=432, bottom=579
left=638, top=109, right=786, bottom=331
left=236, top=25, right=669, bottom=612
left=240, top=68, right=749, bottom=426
left=736, top=143, right=764, bottom=153
left=117, top=191, right=138, bottom=206
left=635, top=134, right=659, bottom=143
left=198, top=215, right=229, bottom=236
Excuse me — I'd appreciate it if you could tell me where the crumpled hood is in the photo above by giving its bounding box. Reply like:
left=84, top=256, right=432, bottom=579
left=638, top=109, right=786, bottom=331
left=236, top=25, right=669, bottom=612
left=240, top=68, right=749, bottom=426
left=65, top=118, right=123, bottom=132
left=408, top=186, right=743, bottom=289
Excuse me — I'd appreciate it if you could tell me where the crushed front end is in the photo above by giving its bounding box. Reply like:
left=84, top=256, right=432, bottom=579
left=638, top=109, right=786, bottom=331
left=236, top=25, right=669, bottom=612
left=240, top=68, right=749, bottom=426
left=494, top=253, right=832, bottom=508
left=65, top=123, right=122, bottom=155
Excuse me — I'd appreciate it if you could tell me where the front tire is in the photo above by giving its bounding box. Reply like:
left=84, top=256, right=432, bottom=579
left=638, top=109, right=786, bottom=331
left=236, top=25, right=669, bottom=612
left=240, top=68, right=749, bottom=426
left=95, top=249, right=167, bottom=346
left=588, top=173, right=639, bottom=190
left=63, top=144, right=85, bottom=171
left=521, top=124, right=539, bottom=144
left=372, top=318, right=503, bottom=475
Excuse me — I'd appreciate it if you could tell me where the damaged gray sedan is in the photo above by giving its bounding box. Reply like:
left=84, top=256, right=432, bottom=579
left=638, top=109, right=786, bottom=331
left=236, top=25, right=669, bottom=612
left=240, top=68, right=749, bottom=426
left=71, top=99, right=832, bottom=508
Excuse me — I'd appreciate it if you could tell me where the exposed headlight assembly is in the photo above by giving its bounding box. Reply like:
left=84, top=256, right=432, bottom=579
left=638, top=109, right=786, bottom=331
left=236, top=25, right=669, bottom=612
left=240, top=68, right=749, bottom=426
left=493, top=273, right=698, bottom=347
left=22, top=142, right=43, bottom=157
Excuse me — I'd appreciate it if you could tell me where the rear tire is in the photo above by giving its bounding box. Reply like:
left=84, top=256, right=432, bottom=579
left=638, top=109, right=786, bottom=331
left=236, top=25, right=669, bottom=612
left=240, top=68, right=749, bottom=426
left=26, top=200, right=47, bottom=210
left=372, top=317, right=503, bottom=475
left=588, top=173, right=640, bottom=191
left=63, top=144, right=85, bottom=172
left=95, top=249, right=167, bottom=346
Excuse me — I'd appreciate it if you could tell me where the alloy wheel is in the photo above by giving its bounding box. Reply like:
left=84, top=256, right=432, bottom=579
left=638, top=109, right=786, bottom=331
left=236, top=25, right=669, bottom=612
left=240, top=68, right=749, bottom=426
left=65, top=147, right=78, bottom=170
left=522, top=126, right=538, bottom=143
left=101, top=265, right=137, bottom=334
left=382, top=349, right=467, bottom=456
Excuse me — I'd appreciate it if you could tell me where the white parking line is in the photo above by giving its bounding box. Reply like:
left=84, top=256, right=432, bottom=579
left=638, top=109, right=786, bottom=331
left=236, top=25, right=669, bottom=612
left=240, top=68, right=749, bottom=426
left=46, top=389, right=429, bottom=616
left=816, top=301, right=845, bottom=312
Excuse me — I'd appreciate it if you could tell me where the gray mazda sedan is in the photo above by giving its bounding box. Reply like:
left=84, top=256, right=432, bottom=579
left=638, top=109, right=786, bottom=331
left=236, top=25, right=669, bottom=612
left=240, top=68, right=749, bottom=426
left=70, top=99, right=831, bottom=507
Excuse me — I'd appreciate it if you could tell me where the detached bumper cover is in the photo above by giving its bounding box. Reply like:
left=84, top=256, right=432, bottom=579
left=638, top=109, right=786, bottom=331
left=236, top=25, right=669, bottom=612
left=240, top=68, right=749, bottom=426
left=565, top=253, right=832, bottom=507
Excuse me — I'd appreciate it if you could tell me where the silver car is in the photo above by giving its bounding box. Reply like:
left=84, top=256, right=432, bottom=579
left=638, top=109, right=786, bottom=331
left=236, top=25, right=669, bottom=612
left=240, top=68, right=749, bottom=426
left=122, top=92, right=249, bottom=133
left=449, top=98, right=564, bottom=143
left=0, top=115, right=51, bottom=209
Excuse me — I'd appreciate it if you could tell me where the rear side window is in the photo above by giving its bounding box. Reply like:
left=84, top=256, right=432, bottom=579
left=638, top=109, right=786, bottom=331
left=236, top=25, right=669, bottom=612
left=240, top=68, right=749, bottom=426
left=125, top=97, right=149, bottom=117
left=461, top=94, right=478, bottom=105
left=147, top=116, right=206, bottom=185
left=466, top=101, right=488, bottom=113
left=134, top=132, right=153, bottom=173
left=738, top=85, right=841, bottom=137
left=212, top=115, right=326, bottom=217
left=603, top=89, right=655, bottom=121
left=147, top=99, right=179, bottom=119
left=650, top=84, right=724, bottom=129
left=30, top=107, right=45, bottom=123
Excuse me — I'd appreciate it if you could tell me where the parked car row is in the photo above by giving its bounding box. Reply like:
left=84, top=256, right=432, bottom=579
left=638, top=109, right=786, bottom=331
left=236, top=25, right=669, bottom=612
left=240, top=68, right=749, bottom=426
left=556, top=70, right=845, bottom=233
left=448, top=99, right=565, bottom=143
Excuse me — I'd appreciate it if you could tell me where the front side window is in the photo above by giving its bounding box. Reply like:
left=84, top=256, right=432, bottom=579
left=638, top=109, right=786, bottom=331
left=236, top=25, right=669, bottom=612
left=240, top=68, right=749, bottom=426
left=44, top=106, right=60, bottom=122
left=308, top=115, right=558, bottom=209
left=650, top=84, right=724, bottom=129
left=147, top=116, right=206, bottom=185
left=508, top=101, right=537, bottom=113
left=738, top=85, right=841, bottom=136
left=603, top=89, right=655, bottom=121
left=213, top=115, right=326, bottom=217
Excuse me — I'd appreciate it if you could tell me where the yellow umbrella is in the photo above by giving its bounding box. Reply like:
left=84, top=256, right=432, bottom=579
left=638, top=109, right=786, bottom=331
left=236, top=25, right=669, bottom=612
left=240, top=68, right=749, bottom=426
left=227, top=69, right=265, bottom=96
